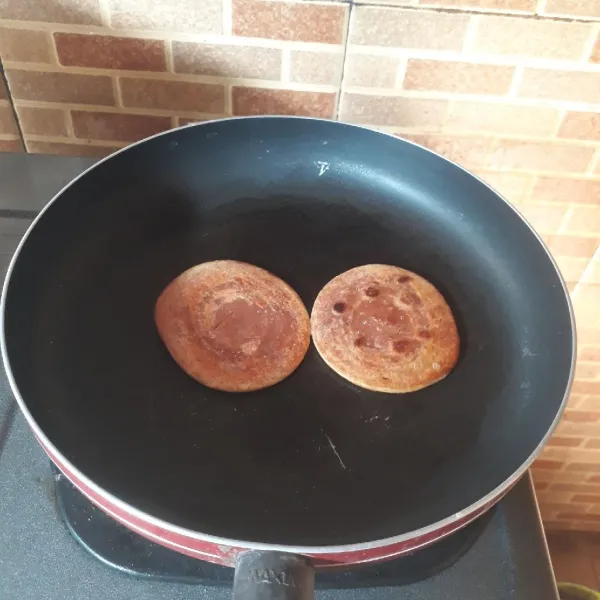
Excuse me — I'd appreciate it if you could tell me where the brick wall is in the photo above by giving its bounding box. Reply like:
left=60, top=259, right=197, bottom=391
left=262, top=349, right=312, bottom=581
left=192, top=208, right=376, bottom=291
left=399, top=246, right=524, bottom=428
left=0, top=0, right=599, bottom=530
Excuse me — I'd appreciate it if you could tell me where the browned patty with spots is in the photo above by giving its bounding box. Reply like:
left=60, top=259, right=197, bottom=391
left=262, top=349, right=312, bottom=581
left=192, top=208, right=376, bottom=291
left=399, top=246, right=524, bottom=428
left=311, top=265, right=459, bottom=393
left=155, top=260, right=310, bottom=392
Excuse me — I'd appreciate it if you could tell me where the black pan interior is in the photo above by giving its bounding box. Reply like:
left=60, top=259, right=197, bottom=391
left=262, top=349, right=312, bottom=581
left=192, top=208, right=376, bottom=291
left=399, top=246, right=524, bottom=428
left=4, top=118, right=573, bottom=546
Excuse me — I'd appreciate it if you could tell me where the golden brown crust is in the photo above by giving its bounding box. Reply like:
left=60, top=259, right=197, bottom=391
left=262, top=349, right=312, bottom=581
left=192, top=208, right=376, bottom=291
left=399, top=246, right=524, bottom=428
left=155, top=260, right=310, bottom=392
left=310, top=265, right=459, bottom=393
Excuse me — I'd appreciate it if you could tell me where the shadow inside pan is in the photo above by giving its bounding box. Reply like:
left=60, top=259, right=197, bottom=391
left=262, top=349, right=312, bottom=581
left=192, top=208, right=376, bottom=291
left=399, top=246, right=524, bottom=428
left=4, top=118, right=573, bottom=547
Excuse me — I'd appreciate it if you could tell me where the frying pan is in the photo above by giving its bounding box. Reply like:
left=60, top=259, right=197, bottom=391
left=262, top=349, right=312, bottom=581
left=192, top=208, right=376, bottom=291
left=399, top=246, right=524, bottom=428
left=1, top=117, right=574, bottom=600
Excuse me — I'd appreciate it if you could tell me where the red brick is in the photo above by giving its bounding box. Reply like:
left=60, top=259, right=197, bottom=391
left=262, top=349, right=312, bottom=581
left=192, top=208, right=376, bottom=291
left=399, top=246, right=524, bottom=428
left=446, top=102, right=559, bottom=137
left=17, top=106, right=67, bottom=137
left=592, top=35, right=600, bottom=63
left=71, top=111, right=171, bottom=142
left=544, top=0, right=600, bottom=18
left=545, top=235, right=598, bottom=257
left=343, top=53, right=399, bottom=88
left=536, top=490, right=574, bottom=503
left=518, top=202, right=568, bottom=233
left=564, top=206, right=600, bottom=235
left=6, top=70, right=114, bottom=106
left=120, top=78, right=224, bottom=113
left=531, top=468, right=582, bottom=483
left=533, top=177, right=600, bottom=205
left=553, top=256, right=589, bottom=282
left=519, top=69, right=600, bottom=104
left=573, top=286, right=600, bottom=329
left=173, top=41, right=282, bottom=80
left=556, top=421, right=600, bottom=437
left=580, top=347, right=600, bottom=361
left=0, top=139, right=22, bottom=152
left=534, top=459, right=564, bottom=470
left=573, top=292, right=599, bottom=326
left=547, top=436, right=584, bottom=447
left=581, top=397, right=600, bottom=411
left=0, top=0, right=102, bottom=25
left=567, top=393, right=589, bottom=408
left=405, top=134, right=491, bottom=168
left=583, top=259, right=600, bottom=284
left=0, top=27, right=52, bottom=63
left=572, top=494, right=600, bottom=503
left=233, top=0, right=346, bottom=44
left=0, top=106, right=18, bottom=136
left=341, top=94, right=448, bottom=129
left=567, top=462, right=600, bottom=472
left=350, top=6, right=469, bottom=51
left=290, top=50, right=344, bottom=87
left=551, top=483, right=600, bottom=493
left=579, top=330, right=600, bottom=345
left=427, top=0, right=536, bottom=9
left=55, top=33, right=166, bottom=72
left=472, top=171, right=532, bottom=204
left=232, top=87, right=335, bottom=118
left=563, top=410, right=600, bottom=423
left=404, top=60, right=514, bottom=95
left=559, top=112, right=600, bottom=142
left=108, top=0, right=221, bottom=34
left=575, top=362, right=600, bottom=379
left=557, top=512, right=600, bottom=520
left=540, top=502, right=575, bottom=516
left=472, top=15, right=592, bottom=60
left=26, top=141, right=119, bottom=158
left=487, top=140, right=594, bottom=173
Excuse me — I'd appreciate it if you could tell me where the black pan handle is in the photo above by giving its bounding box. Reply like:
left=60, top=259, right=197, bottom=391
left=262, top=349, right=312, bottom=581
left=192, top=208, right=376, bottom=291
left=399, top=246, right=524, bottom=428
left=233, top=551, right=315, bottom=600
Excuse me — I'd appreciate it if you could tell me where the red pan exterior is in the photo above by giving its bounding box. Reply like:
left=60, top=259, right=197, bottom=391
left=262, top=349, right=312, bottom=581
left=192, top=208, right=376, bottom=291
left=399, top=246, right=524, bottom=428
left=39, top=436, right=507, bottom=568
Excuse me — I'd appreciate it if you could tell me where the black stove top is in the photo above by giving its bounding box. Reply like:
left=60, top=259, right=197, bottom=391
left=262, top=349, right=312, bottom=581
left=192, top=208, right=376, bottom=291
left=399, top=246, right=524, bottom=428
left=54, top=463, right=493, bottom=587
left=0, top=153, right=560, bottom=600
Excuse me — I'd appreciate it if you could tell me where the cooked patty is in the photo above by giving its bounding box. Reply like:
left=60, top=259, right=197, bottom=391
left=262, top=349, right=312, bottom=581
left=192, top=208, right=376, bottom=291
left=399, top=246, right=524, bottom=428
left=155, top=260, right=310, bottom=392
left=311, top=265, right=459, bottom=393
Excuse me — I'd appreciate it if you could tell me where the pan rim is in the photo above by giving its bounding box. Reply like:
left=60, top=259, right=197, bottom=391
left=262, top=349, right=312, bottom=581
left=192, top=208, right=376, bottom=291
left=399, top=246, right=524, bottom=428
left=0, top=115, right=576, bottom=553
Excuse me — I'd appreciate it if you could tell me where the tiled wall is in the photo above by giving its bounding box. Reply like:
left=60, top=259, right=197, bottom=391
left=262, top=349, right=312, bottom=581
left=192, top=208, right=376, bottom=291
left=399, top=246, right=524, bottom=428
left=0, top=76, right=22, bottom=150
left=0, top=0, right=599, bottom=529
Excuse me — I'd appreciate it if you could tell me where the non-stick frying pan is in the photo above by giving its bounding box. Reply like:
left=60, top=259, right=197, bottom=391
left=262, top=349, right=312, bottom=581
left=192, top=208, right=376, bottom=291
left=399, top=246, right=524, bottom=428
left=1, top=117, right=574, bottom=600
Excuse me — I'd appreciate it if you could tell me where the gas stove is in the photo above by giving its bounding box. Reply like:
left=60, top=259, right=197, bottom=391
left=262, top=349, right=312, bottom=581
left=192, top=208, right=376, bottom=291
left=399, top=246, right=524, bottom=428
left=0, top=153, right=559, bottom=600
